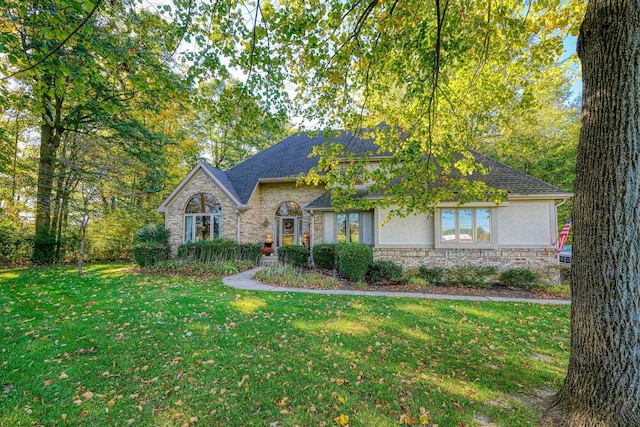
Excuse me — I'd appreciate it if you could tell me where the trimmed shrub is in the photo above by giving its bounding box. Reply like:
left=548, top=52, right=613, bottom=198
left=499, top=268, right=538, bottom=288
left=313, top=244, right=337, bottom=269
left=132, top=224, right=170, bottom=267
left=177, top=239, right=238, bottom=263
left=132, top=242, right=170, bottom=267
left=238, top=243, right=263, bottom=264
left=366, top=260, right=403, bottom=283
left=336, top=243, right=372, bottom=283
left=278, top=245, right=310, bottom=268
left=418, top=266, right=444, bottom=285
left=443, top=265, right=497, bottom=287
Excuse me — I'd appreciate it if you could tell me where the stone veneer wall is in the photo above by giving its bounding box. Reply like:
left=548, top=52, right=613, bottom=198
left=164, top=169, right=239, bottom=255
left=238, top=182, right=326, bottom=245
left=373, top=247, right=558, bottom=274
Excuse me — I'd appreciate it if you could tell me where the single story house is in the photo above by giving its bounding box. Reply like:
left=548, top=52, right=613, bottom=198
left=158, top=131, right=572, bottom=271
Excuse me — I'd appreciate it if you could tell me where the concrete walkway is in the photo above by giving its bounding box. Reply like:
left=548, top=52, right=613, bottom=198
left=222, top=267, right=571, bottom=305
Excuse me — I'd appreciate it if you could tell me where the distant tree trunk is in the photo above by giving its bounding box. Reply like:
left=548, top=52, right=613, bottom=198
left=77, top=217, right=88, bottom=276
left=550, top=0, right=640, bottom=425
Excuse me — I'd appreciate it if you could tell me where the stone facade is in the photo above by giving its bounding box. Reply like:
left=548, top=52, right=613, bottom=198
left=239, top=182, right=326, bottom=245
left=163, top=169, right=239, bottom=254
left=373, top=247, right=559, bottom=275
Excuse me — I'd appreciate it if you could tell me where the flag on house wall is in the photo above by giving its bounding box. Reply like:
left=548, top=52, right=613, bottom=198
left=557, top=218, right=572, bottom=253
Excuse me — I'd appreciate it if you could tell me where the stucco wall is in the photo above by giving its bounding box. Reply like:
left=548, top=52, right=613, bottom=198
left=374, top=201, right=556, bottom=248
left=163, top=168, right=239, bottom=254
left=376, top=207, right=434, bottom=246
left=497, top=200, right=556, bottom=246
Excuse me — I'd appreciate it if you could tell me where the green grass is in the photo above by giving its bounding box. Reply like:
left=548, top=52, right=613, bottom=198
left=0, top=264, right=570, bottom=426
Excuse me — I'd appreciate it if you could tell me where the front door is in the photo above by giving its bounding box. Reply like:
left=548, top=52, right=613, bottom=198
left=277, top=217, right=298, bottom=247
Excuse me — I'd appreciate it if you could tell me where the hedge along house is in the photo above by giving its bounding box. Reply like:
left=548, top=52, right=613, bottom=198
left=157, top=131, right=572, bottom=271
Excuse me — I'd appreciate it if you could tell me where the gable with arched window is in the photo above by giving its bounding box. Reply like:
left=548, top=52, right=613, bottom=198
left=184, top=193, right=222, bottom=242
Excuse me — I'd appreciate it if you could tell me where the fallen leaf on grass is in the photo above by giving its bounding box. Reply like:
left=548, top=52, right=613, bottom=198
left=334, top=413, right=349, bottom=426
left=74, top=346, right=97, bottom=355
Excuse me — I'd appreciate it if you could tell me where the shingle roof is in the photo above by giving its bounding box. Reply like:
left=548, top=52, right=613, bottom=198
left=225, top=130, right=376, bottom=204
left=201, top=163, right=242, bottom=203
left=201, top=131, right=571, bottom=207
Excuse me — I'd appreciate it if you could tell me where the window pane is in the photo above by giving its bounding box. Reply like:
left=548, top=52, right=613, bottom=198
left=459, top=209, right=473, bottom=242
left=195, top=215, right=211, bottom=240
left=185, top=194, right=220, bottom=213
left=349, top=213, right=360, bottom=243
left=337, top=213, right=347, bottom=242
left=213, top=215, right=222, bottom=239
left=276, top=201, right=301, bottom=217
left=441, top=210, right=456, bottom=242
left=185, top=216, right=193, bottom=242
left=476, top=209, right=491, bottom=242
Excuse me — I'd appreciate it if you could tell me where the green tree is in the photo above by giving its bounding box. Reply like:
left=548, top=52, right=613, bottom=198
left=191, top=79, right=289, bottom=169
left=1, top=0, right=185, bottom=263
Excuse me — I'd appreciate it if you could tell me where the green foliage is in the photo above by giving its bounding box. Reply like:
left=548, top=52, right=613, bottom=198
left=405, top=276, right=430, bottom=287
left=366, top=260, right=403, bottom=283
left=277, top=245, right=310, bottom=268
left=177, top=239, right=261, bottom=265
left=336, top=243, right=373, bottom=283
left=31, top=231, right=57, bottom=265
left=443, top=266, right=498, bottom=287
left=132, top=242, right=170, bottom=268
left=89, top=207, right=162, bottom=261
left=418, top=266, right=445, bottom=285
left=132, top=224, right=170, bottom=267
left=255, top=264, right=340, bottom=289
left=499, top=268, right=538, bottom=288
left=145, top=260, right=254, bottom=277
left=312, top=243, right=338, bottom=269
left=0, top=214, right=31, bottom=265
left=133, top=223, right=170, bottom=245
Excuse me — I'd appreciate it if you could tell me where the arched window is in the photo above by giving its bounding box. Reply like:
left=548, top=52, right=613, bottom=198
left=184, top=193, right=222, bottom=242
left=275, top=201, right=302, bottom=217
left=274, top=201, right=302, bottom=247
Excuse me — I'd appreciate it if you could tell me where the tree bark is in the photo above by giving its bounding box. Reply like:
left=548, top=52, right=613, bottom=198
left=550, top=0, right=640, bottom=425
left=33, top=89, right=64, bottom=264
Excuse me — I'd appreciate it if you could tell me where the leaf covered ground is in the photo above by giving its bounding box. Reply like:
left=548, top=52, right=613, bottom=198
left=0, top=264, right=570, bottom=426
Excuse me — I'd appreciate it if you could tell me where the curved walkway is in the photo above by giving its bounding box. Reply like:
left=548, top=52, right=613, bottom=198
left=223, top=267, right=571, bottom=305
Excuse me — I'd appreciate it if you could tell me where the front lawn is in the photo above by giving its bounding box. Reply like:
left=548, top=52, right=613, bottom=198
left=0, top=264, right=570, bottom=426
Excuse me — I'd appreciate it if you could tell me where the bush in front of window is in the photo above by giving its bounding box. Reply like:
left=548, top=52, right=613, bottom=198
left=177, top=239, right=237, bottom=263
left=366, top=260, right=403, bottom=283
left=336, top=243, right=372, bottom=283
left=498, top=268, right=538, bottom=288
left=417, top=266, right=445, bottom=285
left=443, top=265, right=498, bottom=287
left=312, top=244, right=338, bottom=270
left=132, top=224, right=170, bottom=267
left=277, top=245, right=310, bottom=268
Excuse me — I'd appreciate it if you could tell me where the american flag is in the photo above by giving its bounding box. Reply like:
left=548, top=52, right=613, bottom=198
left=557, top=218, right=572, bottom=253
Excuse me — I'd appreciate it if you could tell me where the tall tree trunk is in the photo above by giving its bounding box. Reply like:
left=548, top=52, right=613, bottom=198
left=33, top=121, right=61, bottom=263
left=550, top=0, right=640, bottom=425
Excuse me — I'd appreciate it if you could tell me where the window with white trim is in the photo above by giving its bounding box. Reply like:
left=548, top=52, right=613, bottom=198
left=184, top=193, right=222, bottom=242
left=335, top=211, right=373, bottom=244
left=440, top=208, right=491, bottom=243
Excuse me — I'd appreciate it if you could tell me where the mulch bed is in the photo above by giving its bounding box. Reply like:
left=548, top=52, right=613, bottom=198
left=297, top=267, right=570, bottom=301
